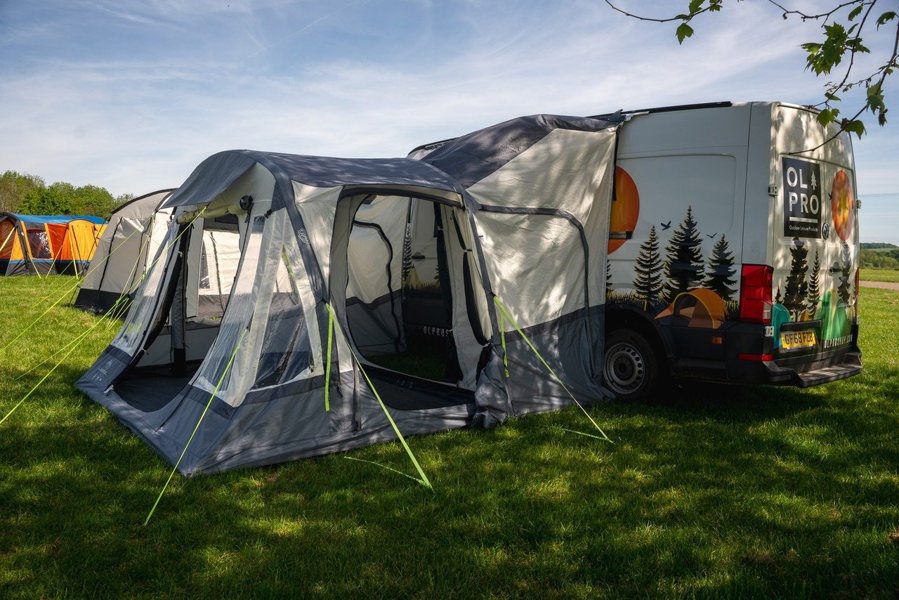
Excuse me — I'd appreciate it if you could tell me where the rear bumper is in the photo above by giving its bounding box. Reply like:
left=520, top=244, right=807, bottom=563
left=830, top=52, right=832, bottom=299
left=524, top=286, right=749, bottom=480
left=668, top=321, right=863, bottom=389
left=758, top=348, right=863, bottom=387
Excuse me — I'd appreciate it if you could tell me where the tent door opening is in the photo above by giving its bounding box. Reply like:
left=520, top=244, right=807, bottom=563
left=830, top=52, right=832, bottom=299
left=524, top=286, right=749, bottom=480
left=342, top=193, right=489, bottom=391
left=112, top=215, right=242, bottom=411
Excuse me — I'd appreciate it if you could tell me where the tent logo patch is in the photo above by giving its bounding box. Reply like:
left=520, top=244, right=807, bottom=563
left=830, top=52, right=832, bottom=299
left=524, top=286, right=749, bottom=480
left=782, top=157, right=822, bottom=238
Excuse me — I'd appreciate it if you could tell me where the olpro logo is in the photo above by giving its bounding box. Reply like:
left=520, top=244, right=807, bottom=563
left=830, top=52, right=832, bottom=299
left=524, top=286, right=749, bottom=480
left=782, top=157, right=822, bottom=238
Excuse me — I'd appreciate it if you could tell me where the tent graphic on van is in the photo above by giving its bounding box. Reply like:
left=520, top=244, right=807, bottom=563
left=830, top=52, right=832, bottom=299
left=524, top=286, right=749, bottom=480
left=653, top=288, right=728, bottom=329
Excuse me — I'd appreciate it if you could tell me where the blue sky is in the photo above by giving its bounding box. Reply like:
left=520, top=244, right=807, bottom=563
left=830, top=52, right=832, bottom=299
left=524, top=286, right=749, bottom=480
left=1, top=0, right=896, bottom=242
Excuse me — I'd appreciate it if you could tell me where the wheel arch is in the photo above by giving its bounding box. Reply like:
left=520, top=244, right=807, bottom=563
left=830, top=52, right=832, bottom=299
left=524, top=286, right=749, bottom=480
left=604, top=304, right=673, bottom=376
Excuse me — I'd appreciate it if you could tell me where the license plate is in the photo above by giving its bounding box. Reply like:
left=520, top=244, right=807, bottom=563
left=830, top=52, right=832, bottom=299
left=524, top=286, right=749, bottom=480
left=780, top=329, right=817, bottom=351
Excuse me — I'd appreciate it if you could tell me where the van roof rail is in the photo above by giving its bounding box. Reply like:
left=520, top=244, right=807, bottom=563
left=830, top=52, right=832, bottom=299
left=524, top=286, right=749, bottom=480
left=589, top=101, right=733, bottom=120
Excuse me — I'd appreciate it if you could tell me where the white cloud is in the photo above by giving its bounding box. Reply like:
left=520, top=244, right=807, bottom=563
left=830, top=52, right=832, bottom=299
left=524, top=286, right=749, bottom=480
left=0, top=0, right=896, bottom=198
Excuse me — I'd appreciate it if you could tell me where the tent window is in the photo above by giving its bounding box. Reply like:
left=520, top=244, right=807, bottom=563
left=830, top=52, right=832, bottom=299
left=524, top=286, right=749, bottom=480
left=252, top=247, right=312, bottom=388
left=27, top=228, right=51, bottom=259
left=195, top=229, right=239, bottom=320
left=0, top=221, right=14, bottom=259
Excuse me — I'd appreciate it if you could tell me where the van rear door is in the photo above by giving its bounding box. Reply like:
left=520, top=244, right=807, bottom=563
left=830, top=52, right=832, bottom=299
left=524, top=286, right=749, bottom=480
left=770, top=104, right=860, bottom=378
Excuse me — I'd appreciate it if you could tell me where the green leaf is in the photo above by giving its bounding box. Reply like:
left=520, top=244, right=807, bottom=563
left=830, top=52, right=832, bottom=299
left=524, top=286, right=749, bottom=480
left=842, top=119, right=866, bottom=138
left=817, top=109, right=837, bottom=127
left=688, top=0, right=704, bottom=14
left=848, top=5, right=863, bottom=21
left=867, top=83, right=885, bottom=112
left=876, top=11, right=897, bottom=27
left=676, top=22, right=694, bottom=44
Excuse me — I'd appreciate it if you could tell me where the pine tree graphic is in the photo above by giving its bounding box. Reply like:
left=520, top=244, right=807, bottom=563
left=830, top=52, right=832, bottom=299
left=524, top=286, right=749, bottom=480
left=663, top=206, right=704, bottom=303
left=703, top=234, right=736, bottom=301
left=782, top=237, right=809, bottom=319
left=806, top=249, right=821, bottom=315
left=401, top=222, right=413, bottom=285
left=605, top=258, right=613, bottom=296
left=837, top=241, right=852, bottom=305
left=633, top=225, right=664, bottom=308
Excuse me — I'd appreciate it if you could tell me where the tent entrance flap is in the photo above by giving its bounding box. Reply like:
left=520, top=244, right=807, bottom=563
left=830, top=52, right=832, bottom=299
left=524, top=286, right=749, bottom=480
left=339, top=193, right=488, bottom=395
left=109, top=215, right=245, bottom=411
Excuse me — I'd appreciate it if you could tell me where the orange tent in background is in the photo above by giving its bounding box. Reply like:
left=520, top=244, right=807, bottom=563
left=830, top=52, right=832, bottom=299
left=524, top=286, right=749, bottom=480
left=655, top=288, right=728, bottom=330
left=46, top=219, right=106, bottom=275
left=0, top=213, right=106, bottom=276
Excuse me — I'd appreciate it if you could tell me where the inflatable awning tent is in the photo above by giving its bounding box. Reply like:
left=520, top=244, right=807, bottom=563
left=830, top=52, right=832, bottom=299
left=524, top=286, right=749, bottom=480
left=77, top=114, right=619, bottom=475
left=74, top=190, right=242, bottom=315
left=0, top=213, right=106, bottom=276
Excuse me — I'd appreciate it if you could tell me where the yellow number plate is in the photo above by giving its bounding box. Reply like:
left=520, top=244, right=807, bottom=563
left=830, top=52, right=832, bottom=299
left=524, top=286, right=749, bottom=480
left=780, top=330, right=817, bottom=351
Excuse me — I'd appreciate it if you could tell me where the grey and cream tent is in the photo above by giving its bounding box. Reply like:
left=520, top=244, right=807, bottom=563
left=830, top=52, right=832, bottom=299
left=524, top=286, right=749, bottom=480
left=74, top=190, right=175, bottom=312
left=77, top=114, right=619, bottom=475
left=75, top=189, right=241, bottom=316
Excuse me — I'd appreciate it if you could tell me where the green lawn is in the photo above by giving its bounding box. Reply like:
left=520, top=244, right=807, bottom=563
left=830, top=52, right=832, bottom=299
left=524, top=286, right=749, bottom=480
left=1, top=276, right=897, bottom=598
left=861, top=268, right=899, bottom=283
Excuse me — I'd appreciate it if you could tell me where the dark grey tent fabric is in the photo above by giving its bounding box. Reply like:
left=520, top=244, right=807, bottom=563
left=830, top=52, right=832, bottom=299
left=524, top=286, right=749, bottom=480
left=164, top=151, right=464, bottom=210
left=411, top=114, right=621, bottom=188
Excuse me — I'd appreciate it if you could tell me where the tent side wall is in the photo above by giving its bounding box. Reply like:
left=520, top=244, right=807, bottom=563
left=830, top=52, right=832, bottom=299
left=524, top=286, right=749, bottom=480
left=54, top=219, right=105, bottom=275
left=416, top=118, right=620, bottom=421
left=0, top=216, right=26, bottom=275
left=0, top=215, right=47, bottom=275
left=75, top=191, right=175, bottom=312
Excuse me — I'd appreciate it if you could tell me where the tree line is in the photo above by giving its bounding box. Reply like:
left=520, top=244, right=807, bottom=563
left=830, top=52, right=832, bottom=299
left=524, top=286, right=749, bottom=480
left=0, top=170, right=132, bottom=220
left=860, top=244, right=899, bottom=269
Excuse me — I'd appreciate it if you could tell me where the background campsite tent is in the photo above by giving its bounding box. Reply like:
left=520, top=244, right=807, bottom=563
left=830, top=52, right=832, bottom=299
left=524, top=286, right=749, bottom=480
left=75, top=190, right=175, bottom=312
left=0, top=213, right=106, bottom=276
left=74, top=189, right=241, bottom=315
left=78, top=114, right=618, bottom=475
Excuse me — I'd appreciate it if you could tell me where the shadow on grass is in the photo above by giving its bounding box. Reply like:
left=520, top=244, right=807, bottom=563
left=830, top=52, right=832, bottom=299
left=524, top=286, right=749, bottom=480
left=1, top=360, right=897, bottom=598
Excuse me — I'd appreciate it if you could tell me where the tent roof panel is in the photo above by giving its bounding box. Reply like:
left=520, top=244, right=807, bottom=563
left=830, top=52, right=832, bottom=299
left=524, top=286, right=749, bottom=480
left=411, top=114, right=621, bottom=188
left=0, top=213, right=106, bottom=225
left=164, top=150, right=463, bottom=210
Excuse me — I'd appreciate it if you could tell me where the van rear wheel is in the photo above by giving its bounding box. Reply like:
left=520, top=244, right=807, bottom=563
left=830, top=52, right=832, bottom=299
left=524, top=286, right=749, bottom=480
left=602, top=329, right=662, bottom=402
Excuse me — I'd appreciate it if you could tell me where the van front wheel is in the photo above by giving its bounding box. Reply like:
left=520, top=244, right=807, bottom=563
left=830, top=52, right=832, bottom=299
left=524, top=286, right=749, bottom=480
left=602, top=329, right=662, bottom=402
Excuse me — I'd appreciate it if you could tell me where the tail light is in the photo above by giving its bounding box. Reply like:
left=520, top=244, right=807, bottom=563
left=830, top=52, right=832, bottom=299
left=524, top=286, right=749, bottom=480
left=740, top=264, right=773, bottom=324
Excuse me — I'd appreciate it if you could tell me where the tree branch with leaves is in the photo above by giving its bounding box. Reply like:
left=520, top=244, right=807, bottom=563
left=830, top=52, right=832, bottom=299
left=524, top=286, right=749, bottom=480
left=605, top=0, right=898, bottom=137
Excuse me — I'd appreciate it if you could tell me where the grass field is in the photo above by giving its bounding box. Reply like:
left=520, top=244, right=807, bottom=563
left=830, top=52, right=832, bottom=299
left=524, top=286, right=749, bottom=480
left=861, top=268, right=899, bottom=283
left=1, top=276, right=897, bottom=598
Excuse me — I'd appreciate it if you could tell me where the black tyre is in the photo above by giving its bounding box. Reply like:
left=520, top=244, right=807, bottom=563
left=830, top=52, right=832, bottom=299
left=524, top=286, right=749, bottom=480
left=602, top=329, right=663, bottom=401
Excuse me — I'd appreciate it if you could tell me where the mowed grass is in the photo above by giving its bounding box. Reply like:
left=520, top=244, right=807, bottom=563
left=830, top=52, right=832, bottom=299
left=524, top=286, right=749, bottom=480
left=861, top=268, right=899, bottom=283
left=1, top=276, right=897, bottom=599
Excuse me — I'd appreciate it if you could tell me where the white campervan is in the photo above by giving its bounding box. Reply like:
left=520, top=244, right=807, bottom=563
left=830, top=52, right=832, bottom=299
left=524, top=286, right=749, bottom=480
left=602, top=101, right=861, bottom=399
left=409, top=101, right=862, bottom=401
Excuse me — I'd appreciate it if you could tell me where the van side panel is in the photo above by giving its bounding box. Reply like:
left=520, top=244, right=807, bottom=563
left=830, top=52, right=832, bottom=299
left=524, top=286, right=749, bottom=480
left=607, top=102, right=861, bottom=390
left=607, top=105, right=751, bottom=381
